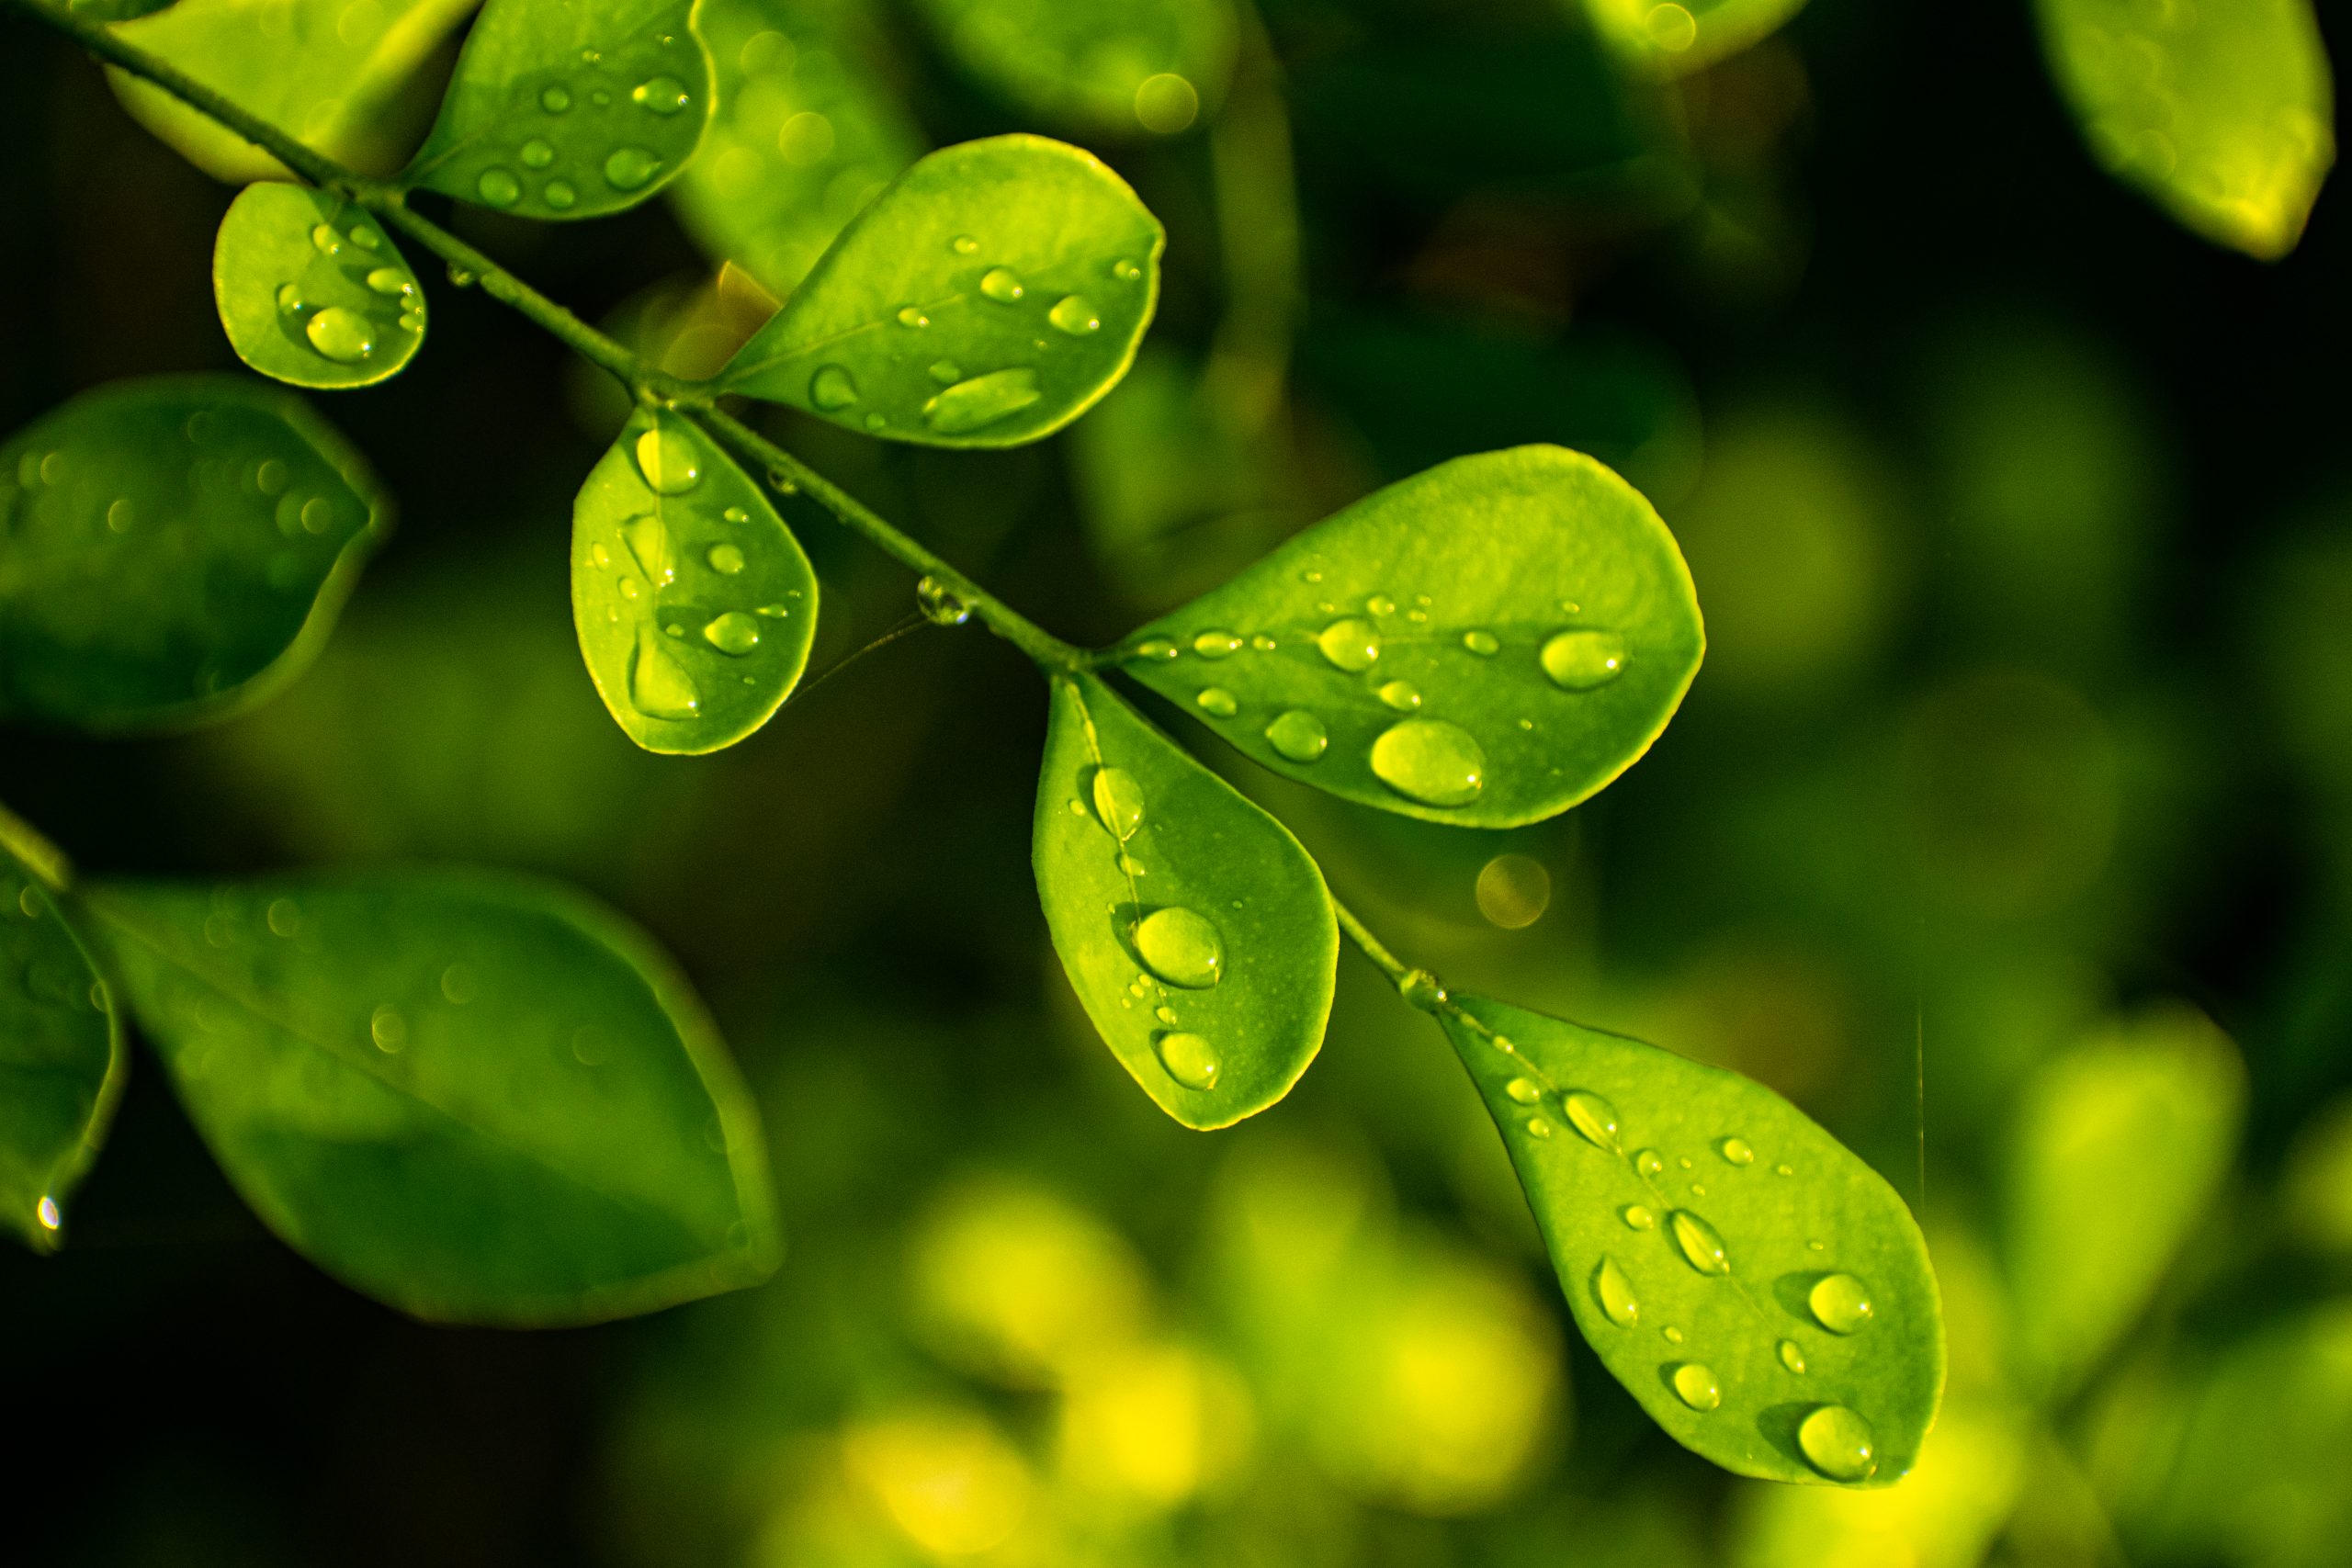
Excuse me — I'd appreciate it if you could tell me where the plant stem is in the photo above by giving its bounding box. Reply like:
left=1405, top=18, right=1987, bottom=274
left=0, top=798, right=74, bottom=894
left=1330, top=895, right=1411, bottom=987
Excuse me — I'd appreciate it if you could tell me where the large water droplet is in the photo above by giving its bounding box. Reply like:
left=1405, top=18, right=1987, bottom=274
left=1048, top=294, right=1101, bottom=334
left=1808, top=1273, right=1874, bottom=1335
left=914, top=575, right=970, bottom=626
left=1671, top=1363, right=1721, bottom=1412
left=1134, top=907, right=1224, bottom=989
left=1635, top=1148, right=1665, bottom=1178
left=1596, top=1258, right=1640, bottom=1327
left=1195, top=687, right=1238, bottom=717
left=1717, top=1136, right=1755, bottom=1166
left=707, top=543, right=746, bottom=575
left=605, top=146, right=664, bottom=190
left=632, top=74, right=690, bottom=114
left=1376, top=680, right=1421, bottom=711
left=704, top=612, right=761, bottom=655
left=520, top=137, right=555, bottom=169
left=1542, top=628, right=1629, bottom=690
left=635, top=427, right=701, bottom=493
left=809, top=363, right=859, bottom=410
left=310, top=222, right=343, bottom=256
left=924, top=368, right=1041, bottom=433
left=1315, top=616, right=1381, bottom=671
left=1779, top=1339, right=1807, bottom=1374
left=1398, top=969, right=1448, bottom=1010
left=630, top=627, right=700, bottom=717
left=365, top=266, right=411, bottom=296
left=1505, top=1077, right=1543, bottom=1104
left=1091, top=766, right=1145, bottom=841
left=1797, top=1405, right=1877, bottom=1482
left=978, top=266, right=1024, bottom=302
left=1264, top=709, right=1328, bottom=762
left=1193, top=629, right=1241, bottom=660
left=1463, top=629, right=1500, bottom=656
left=477, top=167, right=522, bottom=206
left=305, top=307, right=376, bottom=363
left=1563, top=1089, right=1622, bottom=1152
left=1155, top=1031, right=1220, bottom=1090
left=1668, top=1210, right=1731, bottom=1276
left=1370, top=719, right=1486, bottom=807
left=1622, top=1204, right=1656, bottom=1230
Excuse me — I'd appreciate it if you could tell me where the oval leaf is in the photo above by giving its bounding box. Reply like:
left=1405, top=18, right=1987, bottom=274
left=572, top=410, right=819, bottom=754
left=83, top=870, right=781, bottom=1325
left=913, top=0, right=1237, bottom=136
left=0, top=376, right=390, bottom=730
left=1580, top=0, right=1808, bottom=77
left=719, top=135, right=1164, bottom=447
left=2035, top=0, right=2335, bottom=258
left=1442, top=994, right=1942, bottom=1485
left=0, top=845, right=128, bottom=1254
left=1033, top=674, right=1335, bottom=1128
left=214, top=184, right=427, bottom=389
left=403, top=0, right=715, bottom=220
left=1114, top=446, right=1702, bottom=828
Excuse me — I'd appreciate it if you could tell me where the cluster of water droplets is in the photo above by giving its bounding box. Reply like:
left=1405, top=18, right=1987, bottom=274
left=276, top=221, right=424, bottom=368
left=468, top=43, right=697, bottom=214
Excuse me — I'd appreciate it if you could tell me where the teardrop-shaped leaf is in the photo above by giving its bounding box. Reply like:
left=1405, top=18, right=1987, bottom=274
left=402, top=0, right=714, bottom=219
left=1441, top=994, right=1942, bottom=1485
left=0, top=376, right=390, bottom=730
left=572, top=409, right=818, bottom=754
left=107, top=0, right=482, bottom=184
left=1579, top=0, right=1808, bottom=78
left=719, top=135, right=1163, bottom=447
left=2034, top=0, right=2334, bottom=258
left=1033, top=674, right=1335, bottom=1128
left=214, top=184, right=427, bottom=389
left=1114, top=446, right=1702, bottom=828
left=912, top=0, right=1237, bottom=137
left=83, top=869, right=780, bottom=1325
left=0, top=839, right=128, bottom=1255
left=669, top=0, right=927, bottom=298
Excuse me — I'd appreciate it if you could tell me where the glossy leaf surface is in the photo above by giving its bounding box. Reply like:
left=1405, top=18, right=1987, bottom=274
left=0, top=376, right=389, bottom=730
left=404, top=0, right=713, bottom=220
left=2035, top=0, right=2334, bottom=258
left=572, top=410, right=818, bottom=754
left=85, top=870, right=780, bottom=1325
left=1033, top=675, right=1334, bottom=1129
left=670, top=0, right=926, bottom=298
left=214, top=184, right=427, bottom=389
left=1117, top=446, right=1702, bottom=828
left=0, top=846, right=127, bottom=1254
left=1442, top=996, right=1942, bottom=1484
left=1580, top=0, right=1808, bottom=78
left=913, top=0, right=1236, bottom=136
left=108, top=0, right=481, bottom=184
left=720, top=135, right=1163, bottom=447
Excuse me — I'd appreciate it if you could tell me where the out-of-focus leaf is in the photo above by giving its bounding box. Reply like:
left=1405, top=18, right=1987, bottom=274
left=1578, top=0, right=1809, bottom=79
left=720, top=135, right=1162, bottom=447
left=571, top=408, right=818, bottom=755
left=1442, top=995, right=1944, bottom=1485
left=403, top=0, right=714, bottom=220
left=1032, top=674, right=1334, bottom=1129
left=0, top=376, right=389, bottom=730
left=108, top=0, right=481, bottom=184
left=2035, top=0, right=2334, bottom=258
left=913, top=0, right=1236, bottom=137
left=670, top=0, right=926, bottom=298
left=213, top=184, right=427, bottom=389
left=2000, top=1003, right=2244, bottom=1394
left=1114, top=446, right=1703, bottom=828
left=85, top=869, right=780, bottom=1325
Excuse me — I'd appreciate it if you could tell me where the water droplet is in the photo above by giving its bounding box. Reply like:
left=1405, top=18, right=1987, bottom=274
left=635, top=427, right=701, bottom=493
left=369, top=1003, right=407, bottom=1053
left=1663, top=1325, right=1685, bottom=1344
left=347, top=226, right=379, bottom=251
left=1264, top=709, right=1328, bottom=762
left=1048, top=294, right=1101, bottom=334
left=304, top=307, right=376, bottom=363
left=520, top=137, right=555, bottom=169
left=1797, top=1405, right=1876, bottom=1482
left=622, top=513, right=670, bottom=585
left=1668, top=1210, right=1731, bottom=1276
left=1366, top=594, right=1396, bottom=616
left=630, top=626, right=700, bottom=717
left=364, top=266, right=411, bottom=296
left=1563, top=1090, right=1622, bottom=1152
left=1397, top=969, right=1448, bottom=1010
left=476, top=166, right=522, bottom=206
left=952, top=234, right=980, bottom=254
left=1154, top=1004, right=1177, bottom=1024
left=1596, top=1258, right=1640, bottom=1327
left=1193, top=629, right=1242, bottom=660
left=1315, top=616, right=1381, bottom=671
left=894, top=305, right=930, bottom=329
left=1251, top=634, right=1276, bottom=650
left=277, top=283, right=302, bottom=312
left=1376, top=680, right=1421, bottom=711
left=1370, top=719, right=1487, bottom=807
left=913, top=575, right=970, bottom=626
left=978, top=266, right=1024, bottom=302
left=1155, top=1031, right=1220, bottom=1090
left=1525, top=1117, right=1555, bottom=1139
left=310, top=222, right=343, bottom=256
left=1779, top=1339, right=1807, bottom=1374
left=1114, top=258, right=1142, bottom=280
left=1541, top=629, right=1629, bottom=690
left=540, top=85, right=572, bottom=112
left=35, top=1195, right=60, bottom=1231
left=1777, top=1164, right=1794, bottom=1177
left=1622, top=1204, right=1655, bottom=1230
left=923, top=368, right=1042, bottom=434
left=722, top=506, right=749, bottom=525
left=632, top=74, right=689, bottom=114
left=1808, top=1273, right=1874, bottom=1335
left=1083, top=768, right=1144, bottom=845
left=1134, top=907, right=1224, bottom=989
left=706, top=543, right=746, bottom=576
left=1671, top=1363, right=1721, bottom=1411
left=544, top=180, right=577, bottom=210
left=1136, top=637, right=1179, bottom=661
left=1462, top=629, right=1500, bottom=656
left=605, top=146, right=664, bottom=190
left=1717, top=1136, right=1755, bottom=1166
left=1506, top=1077, right=1543, bottom=1104
left=1195, top=687, right=1238, bottom=717
left=704, top=612, right=761, bottom=655
left=805, top=363, right=860, bottom=411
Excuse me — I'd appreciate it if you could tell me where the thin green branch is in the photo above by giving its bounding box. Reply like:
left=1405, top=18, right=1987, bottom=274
left=0, top=798, right=74, bottom=893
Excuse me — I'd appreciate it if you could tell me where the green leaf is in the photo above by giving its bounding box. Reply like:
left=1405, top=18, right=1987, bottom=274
left=912, top=0, right=1237, bottom=137
left=0, top=375, right=390, bottom=730
left=0, top=842, right=128, bottom=1254
left=1578, top=0, right=1808, bottom=77
left=108, top=0, right=482, bottom=184
left=1032, top=674, right=1335, bottom=1129
left=2034, top=0, right=2334, bottom=258
left=402, top=0, right=715, bottom=219
left=83, top=869, right=780, bottom=1325
left=1441, top=995, right=1943, bottom=1486
left=719, top=135, right=1163, bottom=448
left=1115, top=446, right=1703, bottom=828
left=669, top=0, right=927, bottom=299
left=2000, top=1004, right=2244, bottom=1395
left=213, top=184, right=428, bottom=389
left=572, top=409, right=819, bottom=754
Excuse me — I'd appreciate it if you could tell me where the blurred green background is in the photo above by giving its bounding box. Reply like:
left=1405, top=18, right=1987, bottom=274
left=4, top=0, right=2349, bottom=1564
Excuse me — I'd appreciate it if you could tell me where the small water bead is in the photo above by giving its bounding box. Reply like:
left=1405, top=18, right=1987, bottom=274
left=632, top=74, right=690, bottom=114
left=915, top=575, right=970, bottom=626
left=1621, top=1204, right=1656, bottom=1230
left=1155, top=1031, right=1221, bottom=1090
left=722, top=506, right=749, bottom=525
left=1154, top=1005, right=1177, bottom=1024
left=1114, top=258, right=1142, bottom=280
left=1376, top=680, right=1421, bottom=711
left=305, top=307, right=377, bottom=363
left=1779, top=1339, right=1807, bottom=1375
left=348, top=226, right=379, bottom=251
left=952, top=234, right=980, bottom=255
left=1462, top=629, right=1500, bottom=656
left=540, top=85, right=572, bottom=112
left=1797, top=1406, right=1877, bottom=1483
left=1365, top=594, right=1396, bottom=616
left=1136, top=637, right=1179, bottom=661
left=1315, top=616, right=1381, bottom=671
left=477, top=167, right=522, bottom=206
left=1777, top=1164, right=1794, bottom=1177
left=1091, top=766, right=1146, bottom=840
left=363, top=267, right=410, bottom=298
left=1663, top=1325, right=1685, bottom=1344
left=1525, top=1117, right=1555, bottom=1139
left=1133, top=907, right=1224, bottom=989
left=1119, top=853, right=1147, bottom=877
left=605, top=146, right=664, bottom=190
left=897, top=306, right=929, bottom=328
left=1668, top=1210, right=1731, bottom=1276
left=276, top=283, right=302, bottom=312
left=1563, top=1090, right=1623, bottom=1152
left=310, top=221, right=343, bottom=256
left=1505, top=1077, right=1544, bottom=1104
left=707, top=544, right=746, bottom=575
left=1717, top=1137, right=1755, bottom=1166
left=1195, top=687, right=1238, bottom=717
left=544, top=181, right=577, bottom=210
left=1397, top=969, right=1448, bottom=1010
left=1264, top=709, right=1328, bottom=762
left=978, top=266, right=1024, bottom=302
left=1048, top=295, right=1101, bottom=334
left=1808, top=1273, right=1874, bottom=1335
left=1690, top=1184, right=1706, bottom=1196
left=1671, top=1363, right=1722, bottom=1412
left=1595, top=1258, right=1640, bottom=1327
left=703, top=612, right=761, bottom=655
left=809, top=364, right=859, bottom=410
left=1541, top=628, right=1629, bottom=691
left=520, top=137, right=555, bottom=169
left=928, top=360, right=963, bottom=385
left=924, top=368, right=1042, bottom=434
left=1193, top=629, right=1242, bottom=659
left=1251, top=634, right=1276, bottom=650
left=630, top=630, right=700, bottom=717
left=1370, top=718, right=1487, bottom=807
left=635, top=427, right=701, bottom=493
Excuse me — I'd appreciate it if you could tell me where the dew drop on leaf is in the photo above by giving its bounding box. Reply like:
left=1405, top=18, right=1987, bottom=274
left=1668, top=1209, right=1731, bottom=1276
left=520, top=138, right=555, bottom=169
left=978, top=266, right=1024, bottom=302
left=922, top=368, right=1042, bottom=434
left=1564, top=1089, right=1623, bottom=1152
left=1671, top=1363, right=1722, bottom=1411
left=1154, top=1030, right=1220, bottom=1090
left=1315, top=616, right=1381, bottom=671
left=1463, top=628, right=1500, bottom=656
left=1113, top=258, right=1142, bottom=280
left=703, top=612, right=761, bottom=655
left=1717, top=1136, right=1755, bottom=1166
left=1541, top=628, right=1629, bottom=691
left=952, top=233, right=980, bottom=254
left=1376, top=680, right=1421, bottom=712
left=1635, top=1148, right=1665, bottom=1177
left=621, top=513, right=670, bottom=583
left=631, top=75, right=690, bottom=115
left=309, top=222, right=342, bottom=257
left=1505, top=1077, right=1543, bottom=1104
left=1366, top=593, right=1396, bottom=616
left=915, top=575, right=971, bottom=626
left=477, top=167, right=522, bottom=206
left=1369, top=718, right=1486, bottom=807
left=809, top=364, right=859, bottom=410
left=629, top=627, right=700, bottom=717
left=364, top=267, right=410, bottom=297
left=1622, top=1204, right=1656, bottom=1230
left=928, top=359, right=963, bottom=385
left=1264, top=709, right=1328, bottom=762
left=604, top=146, right=664, bottom=190
left=1797, top=1405, right=1877, bottom=1482
left=706, top=543, right=745, bottom=576
left=1193, top=629, right=1242, bottom=660
left=304, top=307, right=377, bottom=364
left=1194, top=687, right=1238, bottom=717
left=1808, top=1272, right=1875, bottom=1334
left=1091, top=766, right=1145, bottom=840
left=1779, top=1338, right=1808, bottom=1374
left=634, top=429, right=700, bottom=494
left=1398, top=968, right=1448, bottom=1010
left=1136, top=637, right=1179, bottom=661
left=1133, top=907, right=1224, bottom=989
left=1596, top=1257, right=1641, bottom=1327
left=540, top=85, right=571, bottom=112
left=544, top=181, right=577, bottom=210
left=1048, top=295, right=1101, bottom=334
left=277, top=283, right=302, bottom=312
left=1525, top=1116, right=1555, bottom=1139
